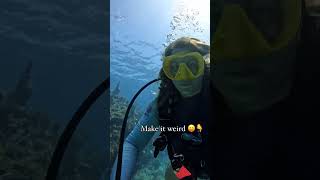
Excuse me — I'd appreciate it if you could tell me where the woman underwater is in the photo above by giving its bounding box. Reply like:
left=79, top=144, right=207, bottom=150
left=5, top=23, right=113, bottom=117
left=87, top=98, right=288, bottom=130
left=108, top=37, right=212, bottom=180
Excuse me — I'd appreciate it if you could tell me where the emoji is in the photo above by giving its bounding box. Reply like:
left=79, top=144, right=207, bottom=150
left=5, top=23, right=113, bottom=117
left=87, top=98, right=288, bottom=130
left=187, top=124, right=195, bottom=133
left=197, top=124, right=202, bottom=132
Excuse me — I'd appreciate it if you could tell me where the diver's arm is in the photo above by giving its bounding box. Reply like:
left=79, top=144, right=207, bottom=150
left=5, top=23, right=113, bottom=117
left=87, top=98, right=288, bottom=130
left=109, top=142, right=138, bottom=180
left=109, top=100, right=159, bottom=180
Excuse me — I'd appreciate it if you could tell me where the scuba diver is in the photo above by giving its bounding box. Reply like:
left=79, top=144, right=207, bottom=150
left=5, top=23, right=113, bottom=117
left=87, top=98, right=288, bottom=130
left=209, top=0, right=320, bottom=180
left=46, top=0, right=320, bottom=180
left=46, top=0, right=320, bottom=179
left=107, top=37, right=211, bottom=180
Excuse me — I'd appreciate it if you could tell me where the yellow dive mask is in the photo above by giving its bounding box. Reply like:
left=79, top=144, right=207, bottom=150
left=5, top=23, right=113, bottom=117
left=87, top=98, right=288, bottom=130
left=163, top=52, right=205, bottom=81
left=213, top=0, right=301, bottom=60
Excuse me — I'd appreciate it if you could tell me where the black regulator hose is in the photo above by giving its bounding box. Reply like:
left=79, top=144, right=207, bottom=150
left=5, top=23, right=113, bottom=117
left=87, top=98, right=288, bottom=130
left=116, top=78, right=161, bottom=180
left=46, top=77, right=110, bottom=180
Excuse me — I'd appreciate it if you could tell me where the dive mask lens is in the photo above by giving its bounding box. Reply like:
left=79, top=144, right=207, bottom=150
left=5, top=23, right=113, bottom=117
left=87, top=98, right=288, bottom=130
left=163, top=52, right=205, bottom=81
left=213, top=0, right=301, bottom=59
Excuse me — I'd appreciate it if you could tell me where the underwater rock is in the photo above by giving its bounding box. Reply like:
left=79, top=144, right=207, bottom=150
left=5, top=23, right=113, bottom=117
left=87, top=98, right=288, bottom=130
left=6, top=62, right=32, bottom=107
left=111, top=81, right=121, bottom=97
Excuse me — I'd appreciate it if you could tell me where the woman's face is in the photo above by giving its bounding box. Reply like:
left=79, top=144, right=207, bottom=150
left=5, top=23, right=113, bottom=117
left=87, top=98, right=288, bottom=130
left=168, top=49, right=204, bottom=98
left=172, top=75, right=203, bottom=98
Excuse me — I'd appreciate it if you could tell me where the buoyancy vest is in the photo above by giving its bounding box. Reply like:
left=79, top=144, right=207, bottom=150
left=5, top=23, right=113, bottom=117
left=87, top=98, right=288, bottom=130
left=154, top=77, right=212, bottom=179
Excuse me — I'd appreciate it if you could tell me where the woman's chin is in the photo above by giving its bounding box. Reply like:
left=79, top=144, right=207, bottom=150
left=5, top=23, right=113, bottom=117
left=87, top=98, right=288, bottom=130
left=179, top=88, right=201, bottom=98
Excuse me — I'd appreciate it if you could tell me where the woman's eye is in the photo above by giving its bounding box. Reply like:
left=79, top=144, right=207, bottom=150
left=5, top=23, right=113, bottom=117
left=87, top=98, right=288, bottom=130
left=188, top=61, right=196, bottom=67
left=188, top=61, right=198, bottom=73
left=171, top=62, right=179, bottom=74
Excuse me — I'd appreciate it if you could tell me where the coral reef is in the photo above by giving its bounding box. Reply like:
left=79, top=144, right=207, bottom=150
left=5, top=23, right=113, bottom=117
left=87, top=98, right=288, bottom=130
left=0, top=64, right=105, bottom=180
left=133, top=141, right=169, bottom=180
left=0, top=63, right=58, bottom=180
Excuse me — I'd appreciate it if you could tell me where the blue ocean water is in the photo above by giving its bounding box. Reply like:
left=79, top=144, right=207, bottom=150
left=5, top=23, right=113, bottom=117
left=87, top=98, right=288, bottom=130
left=0, top=0, right=108, bottom=179
left=110, top=0, right=210, bottom=109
